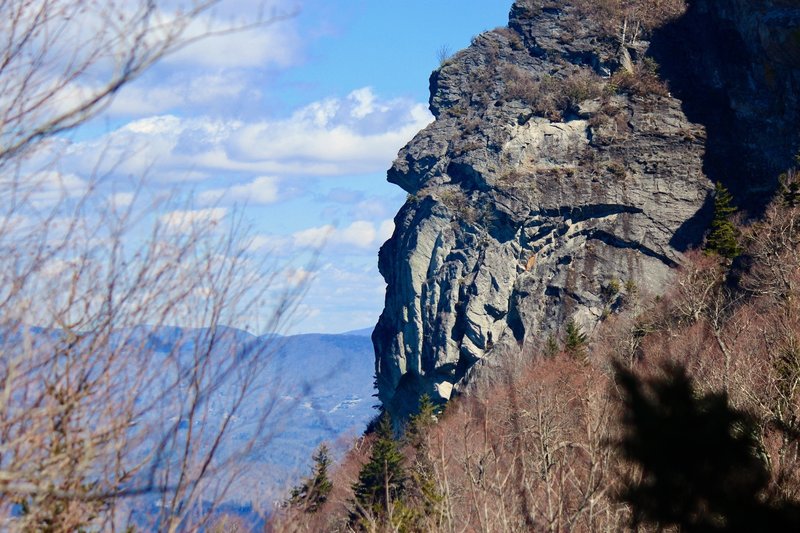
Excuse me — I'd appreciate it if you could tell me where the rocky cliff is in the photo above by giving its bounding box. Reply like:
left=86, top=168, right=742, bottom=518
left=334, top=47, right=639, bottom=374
left=373, top=0, right=800, bottom=419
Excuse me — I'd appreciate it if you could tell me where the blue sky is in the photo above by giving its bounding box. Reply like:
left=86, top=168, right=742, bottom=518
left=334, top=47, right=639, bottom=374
left=54, top=0, right=511, bottom=334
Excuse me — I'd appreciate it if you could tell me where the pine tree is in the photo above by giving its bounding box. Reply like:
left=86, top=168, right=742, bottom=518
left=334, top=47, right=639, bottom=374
left=289, top=443, right=334, bottom=513
left=705, top=182, right=741, bottom=259
left=780, top=170, right=800, bottom=208
left=564, top=319, right=588, bottom=361
left=352, top=413, right=407, bottom=525
left=403, top=395, right=442, bottom=528
left=404, top=394, right=438, bottom=446
left=543, top=334, right=560, bottom=358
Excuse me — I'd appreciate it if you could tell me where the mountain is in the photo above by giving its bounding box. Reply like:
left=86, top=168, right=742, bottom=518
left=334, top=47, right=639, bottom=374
left=28, top=325, right=377, bottom=524
left=372, top=0, right=800, bottom=419
left=220, top=330, right=376, bottom=480
left=234, top=332, right=377, bottom=501
left=341, top=327, right=375, bottom=337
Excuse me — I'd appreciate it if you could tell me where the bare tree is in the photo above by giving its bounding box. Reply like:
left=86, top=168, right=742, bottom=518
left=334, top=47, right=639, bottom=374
left=0, top=179, right=310, bottom=531
left=436, top=44, right=452, bottom=67
left=0, top=0, right=294, bottom=168
left=0, top=1, right=304, bottom=531
left=574, top=0, right=687, bottom=47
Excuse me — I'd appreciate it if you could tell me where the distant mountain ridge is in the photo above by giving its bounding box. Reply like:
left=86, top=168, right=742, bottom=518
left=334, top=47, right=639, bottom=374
left=13, top=324, right=376, bottom=522
left=340, top=327, right=375, bottom=337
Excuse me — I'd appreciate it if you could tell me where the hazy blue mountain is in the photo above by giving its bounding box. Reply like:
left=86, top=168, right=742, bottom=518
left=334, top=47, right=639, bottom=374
left=162, top=328, right=378, bottom=503
left=12, top=325, right=376, bottom=525
left=340, top=327, right=374, bottom=337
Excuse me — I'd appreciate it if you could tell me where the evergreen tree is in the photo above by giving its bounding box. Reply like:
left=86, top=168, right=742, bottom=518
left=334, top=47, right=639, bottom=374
left=705, top=182, right=741, bottom=259
left=289, top=443, right=334, bottom=513
left=543, top=334, right=560, bottom=358
left=403, top=395, right=443, bottom=528
left=780, top=170, right=800, bottom=208
left=404, top=394, right=438, bottom=446
left=564, top=319, right=588, bottom=360
left=352, top=413, right=407, bottom=525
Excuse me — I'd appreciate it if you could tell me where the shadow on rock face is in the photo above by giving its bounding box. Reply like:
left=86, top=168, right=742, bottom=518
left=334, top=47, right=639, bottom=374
left=650, top=0, right=800, bottom=213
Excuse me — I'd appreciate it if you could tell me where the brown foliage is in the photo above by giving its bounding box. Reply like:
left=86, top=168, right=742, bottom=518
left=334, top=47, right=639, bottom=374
left=290, top=186, right=800, bottom=532
left=610, top=59, right=671, bottom=97
left=502, top=65, right=604, bottom=121
left=281, top=357, right=628, bottom=532
left=574, top=0, right=687, bottom=45
left=440, top=358, right=624, bottom=532
left=601, top=192, right=800, bottom=509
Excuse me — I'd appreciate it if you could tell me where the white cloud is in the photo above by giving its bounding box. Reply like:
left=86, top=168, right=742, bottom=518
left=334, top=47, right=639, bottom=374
left=244, top=234, right=292, bottom=254
left=378, top=219, right=395, bottom=242
left=109, top=192, right=135, bottom=209
left=163, top=14, right=302, bottom=69
left=2, top=170, right=88, bottom=207
left=200, top=176, right=280, bottom=205
left=124, top=115, right=183, bottom=135
left=159, top=207, right=228, bottom=233
left=292, top=225, right=333, bottom=248
left=227, top=97, right=432, bottom=172
left=336, top=220, right=376, bottom=248
left=108, top=73, right=252, bottom=116
left=351, top=197, right=392, bottom=219
left=285, top=260, right=386, bottom=334
left=12, top=0, right=300, bottom=125
left=349, top=87, right=380, bottom=119
left=65, top=89, right=432, bottom=179
left=291, top=220, right=385, bottom=251
left=285, top=267, right=313, bottom=287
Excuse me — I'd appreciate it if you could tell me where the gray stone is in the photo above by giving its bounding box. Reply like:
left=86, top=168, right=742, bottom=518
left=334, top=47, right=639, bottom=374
left=372, top=0, right=800, bottom=420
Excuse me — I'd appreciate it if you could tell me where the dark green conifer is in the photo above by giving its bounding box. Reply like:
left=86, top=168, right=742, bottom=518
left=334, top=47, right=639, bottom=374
left=352, top=413, right=407, bottom=523
left=403, top=394, right=442, bottom=527
left=289, top=443, right=333, bottom=513
left=543, top=334, right=560, bottom=358
left=780, top=171, right=800, bottom=207
left=705, top=182, right=741, bottom=259
left=564, top=319, right=588, bottom=360
left=404, top=394, right=438, bottom=446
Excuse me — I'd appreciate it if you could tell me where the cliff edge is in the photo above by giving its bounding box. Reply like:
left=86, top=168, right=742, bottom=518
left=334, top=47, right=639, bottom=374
left=373, top=0, right=800, bottom=419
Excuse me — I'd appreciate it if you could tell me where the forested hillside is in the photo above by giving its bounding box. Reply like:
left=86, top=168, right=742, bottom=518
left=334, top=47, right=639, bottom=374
left=273, top=0, right=800, bottom=531
left=274, top=169, right=800, bottom=531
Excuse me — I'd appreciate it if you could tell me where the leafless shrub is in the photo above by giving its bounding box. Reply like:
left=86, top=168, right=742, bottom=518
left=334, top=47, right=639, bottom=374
left=0, top=1, right=303, bottom=530
left=502, top=65, right=604, bottom=120
left=286, top=351, right=629, bottom=532
left=492, top=27, right=525, bottom=52
left=596, top=192, right=800, bottom=509
left=610, top=58, right=670, bottom=97
left=574, top=0, right=688, bottom=46
left=740, top=200, right=800, bottom=300
left=436, top=45, right=453, bottom=67
left=438, top=188, right=478, bottom=226
left=0, top=0, right=294, bottom=171
left=0, top=182, right=308, bottom=531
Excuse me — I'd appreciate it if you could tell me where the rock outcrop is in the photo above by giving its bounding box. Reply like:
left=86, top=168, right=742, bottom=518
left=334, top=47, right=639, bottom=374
left=373, top=0, right=800, bottom=419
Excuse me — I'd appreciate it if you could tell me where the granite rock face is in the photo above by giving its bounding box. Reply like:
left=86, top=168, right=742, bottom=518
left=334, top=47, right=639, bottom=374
left=373, top=0, right=800, bottom=419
